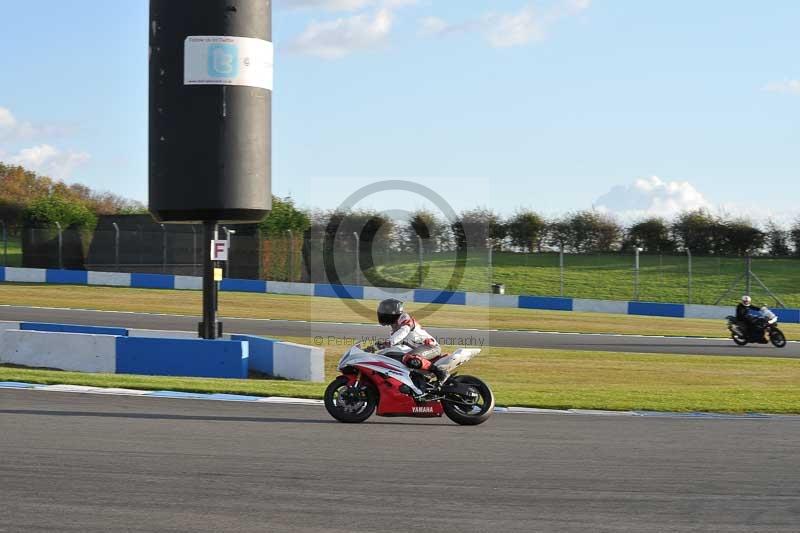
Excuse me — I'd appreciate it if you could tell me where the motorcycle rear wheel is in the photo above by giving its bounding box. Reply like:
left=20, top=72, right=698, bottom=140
left=770, top=329, right=787, bottom=348
left=324, top=376, right=377, bottom=423
left=442, top=375, right=495, bottom=426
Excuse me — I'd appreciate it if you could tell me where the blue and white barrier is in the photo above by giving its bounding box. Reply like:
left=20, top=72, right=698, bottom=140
left=2, top=329, right=118, bottom=373
left=2, top=266, right=799, bottom=323
left=230, top=335, right=325, bottom=382
left=0, top=320, right=324, bottom=382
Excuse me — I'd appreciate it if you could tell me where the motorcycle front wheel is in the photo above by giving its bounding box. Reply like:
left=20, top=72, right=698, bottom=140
left=770, top=328, right=787, bottom=348
left=442, top=375, right=495, bottom=426
left=324, top=376, right=377, bottom=423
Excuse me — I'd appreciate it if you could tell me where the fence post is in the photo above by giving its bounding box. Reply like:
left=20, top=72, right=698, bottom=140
left=54, top=221, right=63, bottom=269
left=417, top=235, right=424, bottom=288
left=687, top=248, right=692, bottom=304
left=488, top=241, right=493, bottom=292
left=287, top=229, right=294, bottom=282
left=745, top=256, right=752, bottom=296
left=351, top=232, right=360, bottom=286
left=634, top=247, right=642, bottom=301
left=1, top=220, right=6, bottom=267
left=137, top=225, right=143, bottom=265
left=221, top=227, right=235, bottom=278
left=190, top=224, right=198, bottom=276
left=559, top=244, right=565, bottom=297
left=159, top=224, right=167, bottom=273
left=112, top=222, right=120, bottom=271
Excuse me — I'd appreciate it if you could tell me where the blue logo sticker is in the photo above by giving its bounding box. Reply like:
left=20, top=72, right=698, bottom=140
left=208, top=44, right=239, bottom=78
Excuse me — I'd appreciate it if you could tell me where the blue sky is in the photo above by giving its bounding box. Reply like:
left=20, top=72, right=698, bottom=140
left=1, top=0, right=798, bottom=221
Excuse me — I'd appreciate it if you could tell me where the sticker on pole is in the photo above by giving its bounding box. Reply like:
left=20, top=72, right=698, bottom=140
left=211, top=240, right=229, bottom=261
left=184, top=36, right=273, bottom=90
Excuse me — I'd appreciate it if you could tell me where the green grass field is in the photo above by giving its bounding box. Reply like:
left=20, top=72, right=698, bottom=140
left=372, top=251, right=800, bottom=307
left=2, top=283, right=799, bottom=413
left=3, top=340, right=800, bottom=413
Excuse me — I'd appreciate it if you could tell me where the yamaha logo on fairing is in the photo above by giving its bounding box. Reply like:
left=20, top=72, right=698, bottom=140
left=412, top=406, right=434, bottom=413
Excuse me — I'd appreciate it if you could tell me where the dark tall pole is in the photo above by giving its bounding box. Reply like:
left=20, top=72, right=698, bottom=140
left=150, top=0, right=272, bottom=339
left=201, top=221, right=220, bottom=339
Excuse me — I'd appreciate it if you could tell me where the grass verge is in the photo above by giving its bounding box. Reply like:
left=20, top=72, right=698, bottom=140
left=4, top=340, right=799, bottom=414
left=2, top=282, right=797, bottom=339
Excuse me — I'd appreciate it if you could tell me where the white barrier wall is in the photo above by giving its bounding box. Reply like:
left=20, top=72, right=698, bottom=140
left=273, top=342, right=325, bottom=382
left=174, top=275, right=203, bottom=290
left=128, top=328, right=200, bottom=339
left=87, top=271, right=131, bottom=287
left=684, top=305, right=732, bottom=320
left=572, top=299, right=629, bottom=314
left=266, top=281, right=315, bottom=296
left=363, top=287, right=416, bottom=303
left=5, top=267, right=46, bottom=283
left=1, top=330, right=117, bottom=373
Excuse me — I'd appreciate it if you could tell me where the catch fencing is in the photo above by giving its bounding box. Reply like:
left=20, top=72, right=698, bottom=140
left=2, top=222, right=799, bottom=307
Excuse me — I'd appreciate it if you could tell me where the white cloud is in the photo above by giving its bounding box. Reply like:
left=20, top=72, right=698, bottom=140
left=594, top=176, right=712, bottom=220
left=277, top=0, right=415, bottom=12
left=8, top=144, right=90, bottom=180
left=288, top=8, right=394, bottom=58
left=763, top=80, right=800, bottom=94
left=419, top=16, right=449, bottom=36
left=276, top=0, right=375, bottom=11
left=0, top=106, right=74, bottom=142
left=483, top=7, right=545, bottom=48
left=419, top=0, right=590, bottom=48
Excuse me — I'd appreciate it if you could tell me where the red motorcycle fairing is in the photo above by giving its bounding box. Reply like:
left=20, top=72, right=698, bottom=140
left=344, top=367, right=444, bottom=417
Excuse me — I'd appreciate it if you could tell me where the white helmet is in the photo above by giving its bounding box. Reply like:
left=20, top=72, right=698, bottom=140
left=741, top=295, right=751, bottom=306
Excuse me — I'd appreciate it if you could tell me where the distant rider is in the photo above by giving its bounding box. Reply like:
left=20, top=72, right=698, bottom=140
left=735, top=295, right=762, bottom=341
left=375, top=298, right=448, bottom=383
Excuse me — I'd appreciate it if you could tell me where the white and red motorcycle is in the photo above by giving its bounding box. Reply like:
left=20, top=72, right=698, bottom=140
left=324, top=343, right=495, bottom=425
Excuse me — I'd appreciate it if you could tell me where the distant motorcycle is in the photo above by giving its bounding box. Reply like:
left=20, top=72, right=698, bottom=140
left=324, top=343, right=495, bottom=425
left=726, top=307, right=786, bottom=348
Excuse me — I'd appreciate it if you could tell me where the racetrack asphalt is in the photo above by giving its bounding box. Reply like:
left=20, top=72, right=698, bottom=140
left=1, top=388, right=798, bottom=532
left=1, top=304, right=798, bottom=358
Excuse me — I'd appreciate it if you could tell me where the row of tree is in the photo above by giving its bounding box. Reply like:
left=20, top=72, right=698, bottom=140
left=1, top=163, right=146, bottom=229
left=294, top=207, right=800, bottom=258
left=6, top=161, right=800, bottom=257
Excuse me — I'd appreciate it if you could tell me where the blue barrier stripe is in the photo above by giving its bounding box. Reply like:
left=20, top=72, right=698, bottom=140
left=773, top=308, right=800, bottom=323
left=20, top=322, right=129, bottom=336
left=518, top=296, right=573, bottom=311
left=314, top=284, right=365, bottom=300
left=0, top=266, right=5, bottom=282
left=232, top=334, right=275, bottom=375
left=45, top=269, right=88, bottom=285
left=628, top=301, right=685, bottom=318
left=130, top=273, right=175, bottom=290
left=220, top=278, right=267, bottom=293
left=116, top=336, right=248, bottom=379
left=413, top=289, right=466, bottom=305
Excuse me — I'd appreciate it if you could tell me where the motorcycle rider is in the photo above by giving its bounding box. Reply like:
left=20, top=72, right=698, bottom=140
left=375, top=298, right=448, bottom=383
left=735, top=295, right=763, bottom=342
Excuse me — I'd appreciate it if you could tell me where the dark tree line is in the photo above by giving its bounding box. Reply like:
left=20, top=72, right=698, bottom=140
left=394, top=208, right=800, bottom=257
